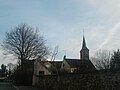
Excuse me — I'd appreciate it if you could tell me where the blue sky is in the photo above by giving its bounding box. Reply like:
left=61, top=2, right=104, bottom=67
left=0, top=0, right=120, bottom=65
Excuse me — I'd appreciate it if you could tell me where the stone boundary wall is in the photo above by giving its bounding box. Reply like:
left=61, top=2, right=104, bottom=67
left=33, top=70, right=120, bottom=90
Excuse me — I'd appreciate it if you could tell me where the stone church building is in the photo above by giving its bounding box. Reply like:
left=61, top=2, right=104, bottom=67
left=61, top=36, right=96, bottom=73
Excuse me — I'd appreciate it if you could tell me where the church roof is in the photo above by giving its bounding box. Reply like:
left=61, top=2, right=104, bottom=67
left=64, top=58, right=96, bottom=71
left=44, top=61, right=62, bottom=70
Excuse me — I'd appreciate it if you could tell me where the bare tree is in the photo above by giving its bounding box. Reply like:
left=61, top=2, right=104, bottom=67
left=51, top=45, right=59, bottom=62
left=2, top=24, right=49, bottom=68
left=91, top=50, right=111, bottom=69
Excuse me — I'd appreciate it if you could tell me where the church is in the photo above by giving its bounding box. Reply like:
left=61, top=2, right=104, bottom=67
left=61, top=36, right=96, bottom=73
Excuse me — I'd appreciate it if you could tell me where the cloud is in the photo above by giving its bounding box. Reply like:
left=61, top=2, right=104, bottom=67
left=99, top=23, right=120, bottom=49
left=88, top=0, right=97, bottom=6
left=1, top=0, right=120, bottom=63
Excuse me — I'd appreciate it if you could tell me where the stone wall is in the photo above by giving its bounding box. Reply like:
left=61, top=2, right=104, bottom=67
left=33, top=70, right=120, bottom=90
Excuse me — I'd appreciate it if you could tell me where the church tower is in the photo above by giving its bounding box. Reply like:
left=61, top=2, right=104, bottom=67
left=80, top=36, right=89, bottom=60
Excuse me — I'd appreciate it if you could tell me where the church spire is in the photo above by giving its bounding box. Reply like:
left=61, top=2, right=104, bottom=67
left=82, top=36, right=87, bottom=49
left=80, top=36, right=89, bottom=60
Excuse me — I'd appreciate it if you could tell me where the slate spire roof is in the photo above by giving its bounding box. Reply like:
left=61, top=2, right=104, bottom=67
left=81, top=36, right=89, bottom=50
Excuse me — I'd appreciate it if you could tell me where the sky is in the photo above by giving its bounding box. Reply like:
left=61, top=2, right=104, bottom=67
left=0, top=0, right=120, bottom=65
